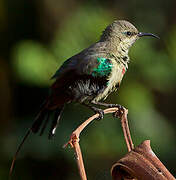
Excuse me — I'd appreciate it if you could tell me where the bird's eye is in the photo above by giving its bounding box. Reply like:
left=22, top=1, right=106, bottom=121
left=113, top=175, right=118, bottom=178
left=126, top=31, right=132, bottom=36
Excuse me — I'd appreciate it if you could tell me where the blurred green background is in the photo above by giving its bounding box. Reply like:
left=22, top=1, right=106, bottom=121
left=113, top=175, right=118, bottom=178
left=1, top=0, right=176, bottom=179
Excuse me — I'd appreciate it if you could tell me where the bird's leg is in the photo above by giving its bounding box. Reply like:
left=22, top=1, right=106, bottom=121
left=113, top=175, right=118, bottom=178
left=81, top=103, right=104, bottom=120
left=91, top=101, right=123, bottom=108
left=91, top=101, right=124, bottom=118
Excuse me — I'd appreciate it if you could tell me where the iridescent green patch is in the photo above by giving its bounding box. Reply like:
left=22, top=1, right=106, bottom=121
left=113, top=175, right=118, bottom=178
left=92, top=57, right=112, bottom=77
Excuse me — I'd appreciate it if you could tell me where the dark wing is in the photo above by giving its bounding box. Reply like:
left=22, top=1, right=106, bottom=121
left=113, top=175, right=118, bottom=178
left=51, top=41, right=111, bottom=79
left=51, top=57, right=78, bottom=79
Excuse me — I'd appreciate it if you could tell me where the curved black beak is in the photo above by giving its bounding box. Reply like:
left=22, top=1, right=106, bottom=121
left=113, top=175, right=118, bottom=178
left=138, top=32, right=160, bottom=39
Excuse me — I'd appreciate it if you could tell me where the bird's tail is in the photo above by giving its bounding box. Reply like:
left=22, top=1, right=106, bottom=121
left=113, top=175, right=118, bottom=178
left=31, top=104, right=64, bottom=138
left=9, top=99, right=65, bottom=178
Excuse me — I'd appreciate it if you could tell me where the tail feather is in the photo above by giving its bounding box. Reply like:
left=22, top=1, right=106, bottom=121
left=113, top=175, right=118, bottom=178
left=39, top=111, right=50, bottom=136
left=31, top=109, right=46, bottom=133
left=31, top=106, right=64, bottom=137
left=48, top=107, right=64, bottom=139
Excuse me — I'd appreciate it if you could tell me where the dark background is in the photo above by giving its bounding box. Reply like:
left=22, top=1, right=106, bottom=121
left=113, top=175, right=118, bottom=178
left=1, top=0, right=176, bottom=179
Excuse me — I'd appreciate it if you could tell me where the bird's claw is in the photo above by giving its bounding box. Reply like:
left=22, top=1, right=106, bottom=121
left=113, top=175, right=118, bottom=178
left=112, top=104, right=125, bottom=118
left=94, top=109, right=104, bottom=121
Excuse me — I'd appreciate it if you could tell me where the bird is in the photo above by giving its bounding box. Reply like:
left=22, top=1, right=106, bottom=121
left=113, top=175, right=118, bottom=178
left=10, top=20, right=158, bottom=175
left=31, top=20, right=158, bottom=139
left=34, top=20, right=159, bottom=138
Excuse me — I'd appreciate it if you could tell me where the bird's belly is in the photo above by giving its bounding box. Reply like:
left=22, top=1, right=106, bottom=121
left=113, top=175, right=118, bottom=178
left=93, top=61, right=126, bottom=102
left=67, top=75, right=108, bottom=103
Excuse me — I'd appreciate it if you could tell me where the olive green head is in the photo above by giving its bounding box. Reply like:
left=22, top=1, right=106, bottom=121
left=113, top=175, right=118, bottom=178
left=100, top=20, right=159, bottom=49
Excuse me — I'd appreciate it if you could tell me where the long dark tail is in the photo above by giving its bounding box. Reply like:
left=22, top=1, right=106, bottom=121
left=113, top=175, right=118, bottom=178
left=9, top=104, right=65, bottom=178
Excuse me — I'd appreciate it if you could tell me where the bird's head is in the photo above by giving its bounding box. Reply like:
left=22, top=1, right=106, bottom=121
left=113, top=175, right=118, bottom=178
left=100, top=20, right=159, bottom=50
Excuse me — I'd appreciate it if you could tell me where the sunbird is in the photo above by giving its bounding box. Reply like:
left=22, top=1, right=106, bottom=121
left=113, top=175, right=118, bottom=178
left=32, top=20, right=158, bottom=138
left=10, top=20, right=158, bottom=175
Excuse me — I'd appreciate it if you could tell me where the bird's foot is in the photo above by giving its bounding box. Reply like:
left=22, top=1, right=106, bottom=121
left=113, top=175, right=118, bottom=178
left=111, top=104, right=125, bottom=118
left=91, top=106, right=104, bottom=121
left=90, top=101, right=125, bottom=118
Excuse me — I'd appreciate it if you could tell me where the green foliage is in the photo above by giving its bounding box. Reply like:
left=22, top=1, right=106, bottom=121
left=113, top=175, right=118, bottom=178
left=52, top=6, right=112, bottom=61
left=119, top=82, right=175, bottom=149
left=12, top=41, right=58, bottom=86
left=130, top=40, right=175, bottom=91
